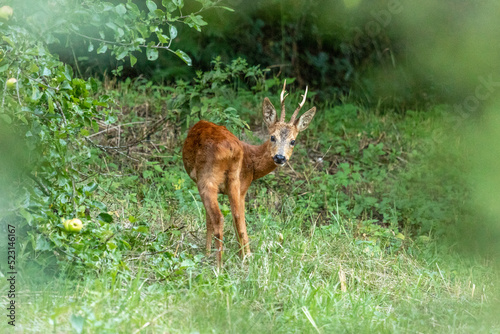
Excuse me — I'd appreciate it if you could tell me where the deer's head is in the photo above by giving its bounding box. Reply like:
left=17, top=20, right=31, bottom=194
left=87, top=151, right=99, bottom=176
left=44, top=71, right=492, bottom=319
left=262, top=81, right=316, bottom=166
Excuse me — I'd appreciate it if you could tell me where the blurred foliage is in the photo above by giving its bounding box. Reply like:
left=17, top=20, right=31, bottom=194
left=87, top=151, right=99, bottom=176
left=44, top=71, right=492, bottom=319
left=188, top=0, right=500, bottom=109
left=50, top=0, right=500, bottom=112
left=457, top=102, right=500, bottom=256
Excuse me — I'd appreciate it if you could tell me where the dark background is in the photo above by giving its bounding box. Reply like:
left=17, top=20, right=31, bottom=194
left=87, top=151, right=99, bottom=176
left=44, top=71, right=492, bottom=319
left=51, top=0, right=498, bottom=111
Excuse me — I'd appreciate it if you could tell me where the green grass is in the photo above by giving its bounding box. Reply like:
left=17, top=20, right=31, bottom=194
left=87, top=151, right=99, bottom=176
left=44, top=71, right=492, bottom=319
left=2, top=219, right=498, bottom=333
left=1, top=82, right=499, bottom=333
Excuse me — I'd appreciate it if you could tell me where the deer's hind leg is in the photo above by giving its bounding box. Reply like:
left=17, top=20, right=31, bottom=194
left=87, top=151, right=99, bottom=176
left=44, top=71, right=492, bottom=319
left=204, top=208, right=213, bottom=255
left=198, top=174, right=224, bottom=267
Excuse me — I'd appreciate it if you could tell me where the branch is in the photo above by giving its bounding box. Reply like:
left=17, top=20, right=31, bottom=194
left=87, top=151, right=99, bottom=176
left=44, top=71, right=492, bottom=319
left=27, top=173, right=50, bottom=197
left=71, top=30, right=174, bottom=51
left=85, top=113, right=170, bottom=150
left=86, top=121, right=151, bottom=139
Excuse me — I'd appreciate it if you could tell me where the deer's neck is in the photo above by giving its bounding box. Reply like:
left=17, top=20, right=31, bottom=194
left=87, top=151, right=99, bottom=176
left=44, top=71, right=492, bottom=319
left=243, top=140, right=277, bottom=181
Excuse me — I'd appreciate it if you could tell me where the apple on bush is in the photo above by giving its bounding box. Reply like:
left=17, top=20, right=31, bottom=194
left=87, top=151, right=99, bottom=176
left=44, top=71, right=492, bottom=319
left=63, top=218, right=84, bottom=233
left=0, top=6, right=13, bottom=21
left=6, top=78, right=17, bottom=90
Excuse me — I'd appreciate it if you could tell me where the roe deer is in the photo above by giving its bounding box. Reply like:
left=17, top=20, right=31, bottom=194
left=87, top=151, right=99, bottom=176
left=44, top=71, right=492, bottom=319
left=182, top=81, right=316, bottom=267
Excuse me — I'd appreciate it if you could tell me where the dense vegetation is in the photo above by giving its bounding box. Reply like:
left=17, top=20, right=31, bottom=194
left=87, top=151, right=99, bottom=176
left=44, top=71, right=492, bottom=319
left=1, top=0, right=499, bottom=333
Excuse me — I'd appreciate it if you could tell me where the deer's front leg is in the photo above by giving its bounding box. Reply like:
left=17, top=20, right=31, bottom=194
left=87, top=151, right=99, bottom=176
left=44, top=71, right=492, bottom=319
left=228, top=183, right=250, bottom=259
left=238, top=195, right=251, bottom=258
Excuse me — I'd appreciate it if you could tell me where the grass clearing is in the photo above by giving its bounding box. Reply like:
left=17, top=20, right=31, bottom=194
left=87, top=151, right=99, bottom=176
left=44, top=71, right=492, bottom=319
left=1, top=81, right=499, bottom=333
left=4, top=218, right=497, bottom=333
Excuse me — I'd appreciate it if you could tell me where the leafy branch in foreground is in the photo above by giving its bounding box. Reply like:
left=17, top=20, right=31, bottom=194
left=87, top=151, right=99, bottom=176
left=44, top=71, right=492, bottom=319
left=19, top=0, right=231, bottom=70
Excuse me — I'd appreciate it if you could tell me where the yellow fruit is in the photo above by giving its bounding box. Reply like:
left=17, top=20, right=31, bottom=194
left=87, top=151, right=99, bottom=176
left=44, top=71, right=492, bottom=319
left=6, top=78, right=17, bottom=90
left=0, top=6, right=13, bottom=21
left=63, top=218, right=83, bottom=232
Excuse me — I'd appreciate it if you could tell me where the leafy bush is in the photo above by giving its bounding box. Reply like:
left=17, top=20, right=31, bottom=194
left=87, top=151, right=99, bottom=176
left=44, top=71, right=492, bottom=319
left=0, top=0, right=224, bottom=274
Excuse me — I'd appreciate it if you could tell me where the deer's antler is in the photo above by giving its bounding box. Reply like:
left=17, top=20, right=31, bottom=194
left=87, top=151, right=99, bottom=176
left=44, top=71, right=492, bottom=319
left=279, top=80, right=289, bottom=122
left=289, top=85, right=308, bottom=124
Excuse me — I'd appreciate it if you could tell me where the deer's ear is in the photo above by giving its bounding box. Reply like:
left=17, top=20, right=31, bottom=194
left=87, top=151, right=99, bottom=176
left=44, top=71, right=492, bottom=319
left=295, top=107, right=316, bottom=132
left=262, top=97, right=277, bottom=127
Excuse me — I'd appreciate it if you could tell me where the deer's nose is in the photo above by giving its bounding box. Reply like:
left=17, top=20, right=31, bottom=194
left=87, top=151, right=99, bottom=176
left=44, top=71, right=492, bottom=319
left=273, top=154, right=286, bottom=165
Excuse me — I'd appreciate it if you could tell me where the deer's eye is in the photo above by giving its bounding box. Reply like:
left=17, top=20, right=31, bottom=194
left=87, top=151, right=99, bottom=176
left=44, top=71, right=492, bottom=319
left=270, top=136, right=276, bottom=142
left=290, top=140, right=296, bottom=146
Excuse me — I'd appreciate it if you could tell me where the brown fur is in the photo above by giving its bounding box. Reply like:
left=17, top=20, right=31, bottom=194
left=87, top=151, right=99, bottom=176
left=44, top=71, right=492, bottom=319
left=182, top=89, right=316, bottom=267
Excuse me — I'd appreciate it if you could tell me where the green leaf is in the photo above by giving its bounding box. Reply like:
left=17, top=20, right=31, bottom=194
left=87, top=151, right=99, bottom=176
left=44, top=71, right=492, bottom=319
left=105, top=22, right=118, bottom=32
left=2, top=36, right=14, bottom=47
left=146, top=0, right=157, bottom=12
left=69, top=314, right=85, bottom=334
left=92, top=120, right=99, bottom=133
left=35, top=235, right=51, bottom=251
left=156, top=32, right=169, bottom=44
left=395, top=233, right=405, bottom=240
left=29, top=64, right=40, bottom=73
left=190, top=14, right=207, bottom=27
left=102, top=3, right=115, bottom=11
left=133, top=226, right=149, bottom=233
left=135, top=23, right=149, bottom=38
left=146, top=48, right=158, bottom=61
left=41, top=67, right=52, bottom=76
left=174, top=50, right=192, bottom=66
left=180, top=259, right=195, bottom=267
left=18, top=115, right=28, bottom=124
left=20, top=208, right=33, bottom=224
left=97, top=44, right=108, bottom=54
left=93, top=201, right=107, bottom=211
left=107, top=241, right=117, bottom=250
left=126, top=2, right=140, bottom=14
left=154, top=9, right=165, bottom=18
left=116, top=49, right=128, bottom=60
left=169, top=25, right=177, bottom=39
left=130, top=54, right=137, bottom=67
left=88, top=42, right=94, bottom=52
left=187, top=14, right=207, bottom=31
left=31, top=86, right=42, bottom=102
left=172, top=0, right=183, bottom=8
left=121, top=240, right=131, bottom=249
left=83, top=183, right=98, bottom=194
left=89, top=78, right=98, bottom=92
left=59, top=80, right=71, bottom=90
left=115, top=4, right=127, bottom=16
left=98, top=212, right=113, bottom=223
left=0, top=63, right=9, bottom=73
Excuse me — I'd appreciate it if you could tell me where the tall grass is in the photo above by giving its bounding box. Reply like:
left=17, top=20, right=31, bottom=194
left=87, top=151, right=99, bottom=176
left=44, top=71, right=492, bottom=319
left=3, top=214, right=497, bottom=333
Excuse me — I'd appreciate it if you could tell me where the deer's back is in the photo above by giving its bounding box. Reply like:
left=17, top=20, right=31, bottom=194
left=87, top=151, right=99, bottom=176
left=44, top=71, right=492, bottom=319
left=182, top=120, right=244, bottom=184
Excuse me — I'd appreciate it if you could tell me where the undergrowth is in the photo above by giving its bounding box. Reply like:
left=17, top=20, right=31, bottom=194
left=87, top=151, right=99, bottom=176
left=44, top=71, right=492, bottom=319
left=1, top=71, right=498, bottom=332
